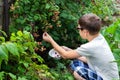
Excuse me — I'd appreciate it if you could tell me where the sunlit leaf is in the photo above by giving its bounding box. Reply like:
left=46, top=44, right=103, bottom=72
left=32, top=53, right=44, bottom=63
left=5, top=42, right=20, bottom=58
left=45, top=3, right=50, bottom=9
left=23, top=31, right=30, bottom=39
left=17, top=31, right=23, bottom=37
left=0, top=30, right=7, bottom=37
left=0, top=37, right=5, bottom=43
left=115, top=33, right=120, bottom=41
left=10, top=33, right=16, bottom=41
left=0, top=71, right=5, bottom=80
left=17, top=44, right=25, bottom=53
left=8, top=73, right=17, bottom=80
left=106, top=24, right=117, bottom=34
left=0, top=45, right=8, bottom=67
left=18, top=77, right=27, bottom=80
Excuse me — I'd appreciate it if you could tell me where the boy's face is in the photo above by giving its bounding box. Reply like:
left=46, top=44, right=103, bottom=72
left=77, top=25, right=88, bottom=39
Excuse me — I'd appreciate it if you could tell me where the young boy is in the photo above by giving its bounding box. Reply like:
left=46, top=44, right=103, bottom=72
left=42, top=13, right=119, bottom=80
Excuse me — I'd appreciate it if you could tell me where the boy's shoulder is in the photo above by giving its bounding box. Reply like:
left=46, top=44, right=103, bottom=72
left=81, top=34, right=105, bottom=49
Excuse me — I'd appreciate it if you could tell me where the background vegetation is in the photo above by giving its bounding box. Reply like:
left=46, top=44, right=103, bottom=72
left=0, top=0, right=119, bottom=79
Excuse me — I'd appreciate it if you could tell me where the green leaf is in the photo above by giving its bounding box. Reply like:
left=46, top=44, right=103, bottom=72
left=19, top=60, right=29, bottom=68
left=11, top=33, right=16, bottom=36
left=0, top=30, right=7, bottom=37
left=0, top=71, right=5, bottom=80
left=10, top=33, right=16, bottom=41
left=112, top=48, right=120, bottom=63
left=0, top=45, right=8, bottom=67
left=60, top=12, right=68, bottom=19
left=17, top=44, right=25, bottom=53
left=0, top=37, right=5, bottom=43
left=113, top=49, right=120, bottom=56
left=45, top=3, right=50, bottom=9
left=5, top=42, right=19, bottom=58
left=8, top=73, right=16, bottom=80
left=10, top=36, right=17, bottom=41
left=106, top=24, right=117, bottom=34
left=24, top=42, right=34, bottom=53
left=67, top=76, right=74, bottom=80
left=32, top=53, right=44, bottom=63
left=17, top=31, right=23, bottom=37
left=23, top=31, right=30, bottom=39
left=18, top=77, right=27, bottom=80
left=115, top=33, right=120, bottom=41
left=18, top=65, right=26, bottom=74
left=34, top=14, right=41, bottom=20
left=0, top=44, right=8, bottom=57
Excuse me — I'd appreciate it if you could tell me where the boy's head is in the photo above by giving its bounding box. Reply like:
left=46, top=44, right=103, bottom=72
left=78, top=13, right=101, bottom=35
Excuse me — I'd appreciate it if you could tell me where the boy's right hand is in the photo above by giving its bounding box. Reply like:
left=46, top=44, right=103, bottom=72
left=42, top=32, right=53, bottom=43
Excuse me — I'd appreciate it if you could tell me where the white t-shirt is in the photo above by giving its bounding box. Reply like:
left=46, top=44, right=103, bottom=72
left=75, top=34, right=119, bottom=80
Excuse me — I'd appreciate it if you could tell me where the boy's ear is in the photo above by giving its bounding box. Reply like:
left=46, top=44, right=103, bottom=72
left=84, top=30, right=89, bottom=37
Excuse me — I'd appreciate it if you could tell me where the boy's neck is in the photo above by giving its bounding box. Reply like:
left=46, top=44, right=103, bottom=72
left=87, top=33, right=99, bottom=42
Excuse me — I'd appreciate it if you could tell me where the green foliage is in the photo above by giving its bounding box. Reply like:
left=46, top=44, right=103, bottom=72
left=10, top=0, right=60, bottom=32
left=0, top=31, right=55, bottom=80
left=50, top=70, right=74, bottom=80
left=49, top=59, right=74, bottom=80
left=101, top=19, right=120, bottom=71
left=80, top=0, right=116, bottom=19
left=50, top=0, right=82, bottom=47
left=10, top=0, right=116, bottom=48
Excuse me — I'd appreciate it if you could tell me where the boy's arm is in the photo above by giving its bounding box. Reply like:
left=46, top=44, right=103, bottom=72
left=62, top=46, right=88, bottom=63
left=43, top=32, right=81, bottom=59
left=50, top=39, right=80, bottom=59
